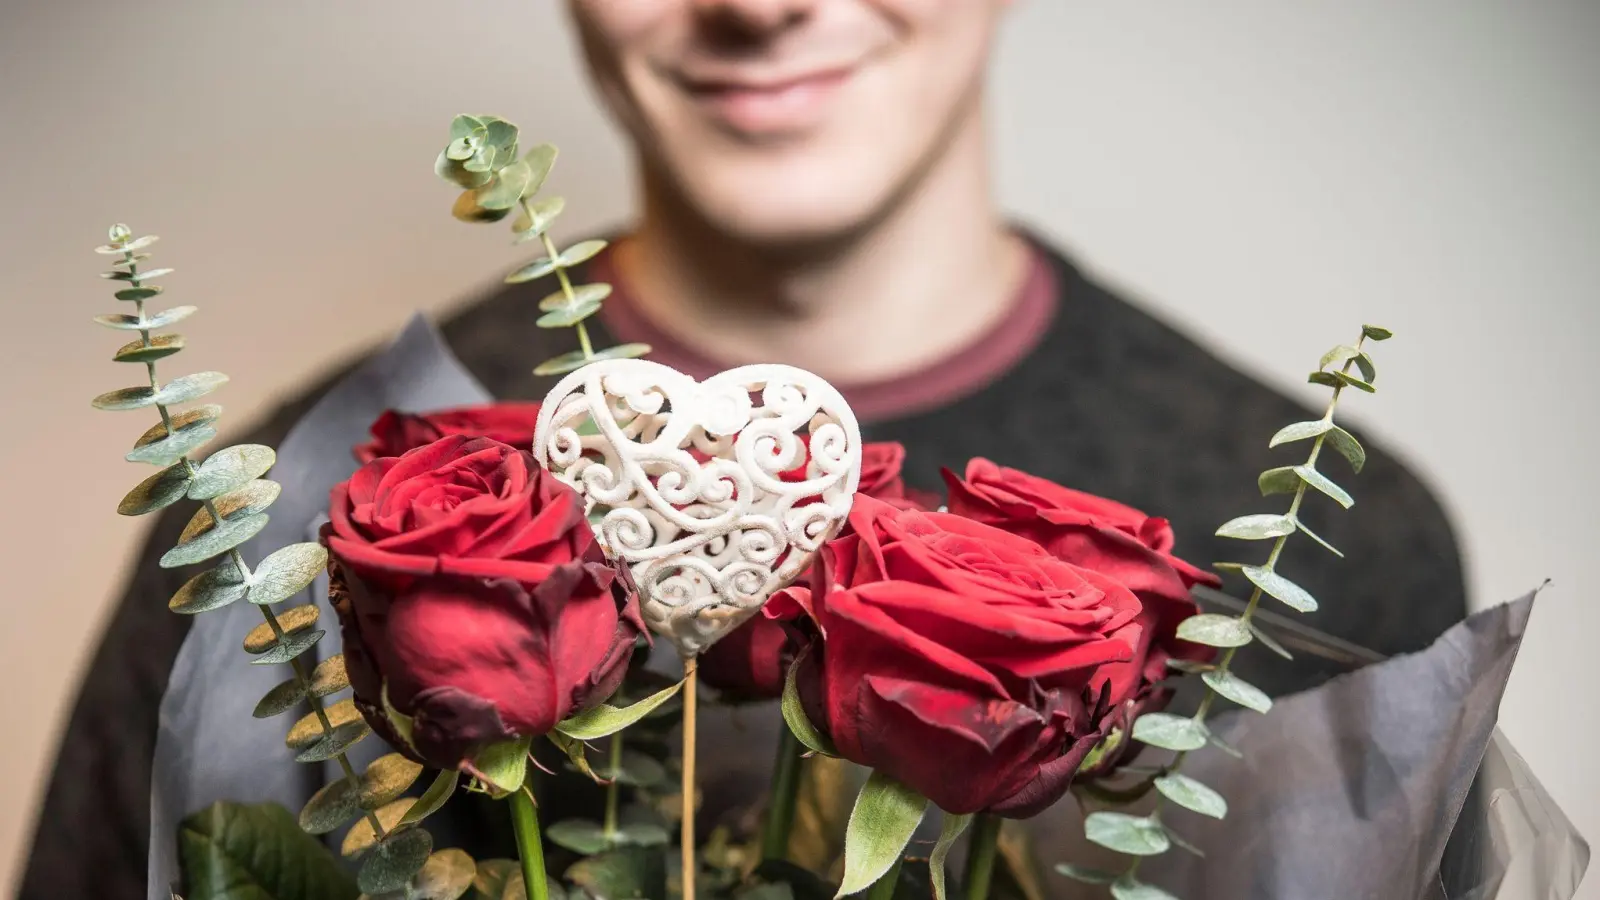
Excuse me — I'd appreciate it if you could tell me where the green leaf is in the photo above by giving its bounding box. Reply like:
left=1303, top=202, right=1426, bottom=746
left=92, top=384, right=159, bottom=411
left=1175, top=614, right=1252, bottom=648
left=1335, top=371, right=1376, bottom=393
left=96, top=304, right=196, bottom=332
left=521, top=144, right=558, bottom=198
left=452, top=189, right=513, bottom=223
left=399, top=769, right=459, bottom=828
left=1362, top=324, right=1394, bottom=341
left=1296, top=465, right=1353, bottom=508
left=927, top=812, right=971, bottom=900
left=1208, top=732, right=1245, bottom=760
left=407, top=848, right=478, bottom=900
left=1267, top=419, right=1331, bottom=448
left=470, top=858, right=519, bottom=899
left=1324, top=425, right=1366, bottom=473
left=556, top=677, right=684, bottom=740
left=1164, top=659, right=1214, bottom=675
left=1248, top=620, right=1294, bottom=660
left=342, top=799, right=414, bottom=858
left=156, top=371, right=230, bottom=406
left=1111, top=874, right=1180, bottom=900
left=1214, top=513, right=1294, bottom=540
left=252, top=629, right=326, bottom=667
left=467, top=736, right=531, bottom=797
left=536, top=297, right=603, bottom=329
left=836, top=772, right=928, bottom=897
left=547, top=731, right=600, bottom=782
left=615, top=822, right=668, bottom=847
left=128, top=420, right=217, bottom=467
left=113, top=334, right=185, bottom=363
left=1307, top=371, right=1341, bottom=389
left=188, top=444, right=276, bottom=500
left=477, top=161, right=532, bottom=211
left=295, top=720, right=369, bottom=762
left=1054, top=864, right=1118, bottom=885
left=565, top=846, right=664, bottom=900
left=1351, top=352, right=1377, bottom=384
left=1241, top=565, right=1317, bottom=612
left=1202, top=670, right=1272, bottom=714
left=504, top=239, right=609, bottom=283
left=1256, top=466, right=1302, bottom=497
left=249, top=542, right=328, bottom=606
left=1131, top=713, right=1209, bottom=752
left=359, top=827, right=434, bottom=894
left=513, top=196, right=566, bottom=239
left=113, top=283, right=163, bottom=300
left=539, top=283, right=611, bottom=312
left=311, top=654, right=351, bottom=698
left=253, top=676, right=306, bottom=718
left=546, top=819, right=609, bottom=854
left=1083, top=812, right=1170, bottom=857
left=1163, top=826, right=1205, bottom=858
left=1319, top=345, right=1360, bottom=372
left=183, top=481, right=280, bottom=537
left=596, top=750, right=667, bottom=788
left=160, top=512, right=270, bottom=568
left=360, top=753, right=425, bottom=810
left=300, top=776, right=361, bottom=836
left=1153, top=773, right=1227, bottom=819
left=119, top=461, right=194, bottom=516
left=533, top=343, right=651, bottom=377
left=102, top=266, right=174, bottom=282
left=1294, top=518, right=1344, bottom=558
left=449, top=115, right=485, bottom=141
left=178, top=800, right=359, bottom=900
left=782, top=645, right=838, bottom=757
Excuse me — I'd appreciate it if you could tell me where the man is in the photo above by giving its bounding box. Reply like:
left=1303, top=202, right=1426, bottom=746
left=19, top=2, right=1465, bottom=897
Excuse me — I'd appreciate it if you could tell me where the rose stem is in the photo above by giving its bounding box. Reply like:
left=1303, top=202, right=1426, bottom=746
left=602, top=732, right=623, bottom=843
left=680, top=656, right=700, bottom=900
left=961, top=814, right=1002, bottom=900
left=759, top=726, right=803, bottom=860
left=510, top=783, right=550, bottom=900
left=865, top=856, right=905, bottom=900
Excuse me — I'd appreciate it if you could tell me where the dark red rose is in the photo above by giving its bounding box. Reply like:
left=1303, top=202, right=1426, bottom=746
left=768, top=496, right=1145, bottom=817
left=325, top=435, right=644, bottom=773
left=352, top=402, right=542, bottom=464
left=944, top=459, right=1219, bottom=710
left=699, top=442, right=930, bottom=700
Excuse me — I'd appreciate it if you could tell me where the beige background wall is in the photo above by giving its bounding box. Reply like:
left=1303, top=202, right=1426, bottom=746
left=1, top=1, right=1595, bottom=895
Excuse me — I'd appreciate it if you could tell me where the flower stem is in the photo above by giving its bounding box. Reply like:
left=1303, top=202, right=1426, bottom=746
left=603, top=732, right=623, bottom=843
left=961, top=814, right=1002, bottom=900
left=760, top=725, right=804, bottom=861
left=680, top=657, right=699, bottom=900
left=866, top=856, right=905, bottom=900
left=510, top=786, right=550, bottom=900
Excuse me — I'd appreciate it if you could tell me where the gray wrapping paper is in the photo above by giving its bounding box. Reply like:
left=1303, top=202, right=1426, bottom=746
left=147, top=315, right=491, bottom=899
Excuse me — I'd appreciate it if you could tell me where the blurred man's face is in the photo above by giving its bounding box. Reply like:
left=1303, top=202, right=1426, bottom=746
left=570, top=0, right=1008, bottom=245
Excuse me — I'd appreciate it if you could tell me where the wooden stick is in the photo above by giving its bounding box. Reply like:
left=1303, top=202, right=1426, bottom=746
left=681, top=656, right=699, bottom=900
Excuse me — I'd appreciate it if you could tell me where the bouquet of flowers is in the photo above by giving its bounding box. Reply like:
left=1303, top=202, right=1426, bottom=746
left=84, top=114, right=1585, bottom=900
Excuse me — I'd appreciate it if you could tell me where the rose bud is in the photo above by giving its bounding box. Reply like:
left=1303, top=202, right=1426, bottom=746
left=352, top=401, right=542, bottom=464
left=325, top=435, right=645, bottom=775
left=768, top=497, right=1148, bottom=818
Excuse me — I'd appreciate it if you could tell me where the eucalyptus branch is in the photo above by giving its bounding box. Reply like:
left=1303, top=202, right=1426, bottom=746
left=1061, top=325, right=1393, bottom=898
left=87, top=226, right=455, bottom=895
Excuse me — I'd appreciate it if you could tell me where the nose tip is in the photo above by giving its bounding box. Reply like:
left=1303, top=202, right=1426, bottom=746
left=690, top=0, right=815, bottom=34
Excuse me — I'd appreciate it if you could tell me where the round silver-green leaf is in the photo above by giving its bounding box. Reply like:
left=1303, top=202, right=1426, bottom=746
left=1084, top=812, right=1170, bottom=857
left=1215, top=513, right=1295, bottom=540
left=295, top=718, right=369, bottom=762
left=1054, top=864, right=1118, bottom=885
left=476, top=161, right=532, bottom=211
left=359, top=827, right=434, bottom=894
left=1249, top=620, right=1294, bottom=660
left=1202, top=670, right=1272, bottom=714
left=94, top=305, right=195, bottom=332
left=546, top=819, right=609, bottom=855
left=253, top=676, right=307, bottom=718
left=188, top=444, right=276, bottom=500
left=1175, top=614, right=1252, bottom=648
left=180, top=481, right=279, bottom=539
left=1295, top=465, right=1354, bottom=509
left=536, top=298, right=602, bottom=329
left=113, top=285, right=163, bottom=301
left=249, top=627, right=323, bottom=667
left=127, top=423, right=217, bottom=466
left=1268, top=419, right=1332, bottom=448
left=93, top=385, right=158, bottom=411
left=1153, top=773, right=1227, bottom=819
left=249, top=541, right=328, bottom=606
left=300, top=776, right=362, bottom=835
left=407, top=849, right=477, bottom=900
left=399, top=769, right=459, bottom=828
left=1241, top=565, right=1317, bottom=613
left=513, top=196, right=566, bottom=239
left=616, top=823, right=669, bottom=848
left=311, top=653, right=351, bottom=697
left=113, top=334, right=184, bottom=364
left=1131, top=713, right=1209, bottom=752
left=522, top=143, right=557, bottom=196
left=361, top=753, right=425, bottom=810
left=539, top=283, right=611, bottom=312
left=1111, top=875, right=1180, bottom=900
left=155, top=371, right=229, bottom=406
left=1324, top=425, right=1366, bottom=473
left=169, top=560, right=249, bottom=614
left=119, top=462, right=193, bottom=516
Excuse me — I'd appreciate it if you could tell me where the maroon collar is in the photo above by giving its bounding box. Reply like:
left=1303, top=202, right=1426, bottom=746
left=592, top=238, right=1058, bottom=424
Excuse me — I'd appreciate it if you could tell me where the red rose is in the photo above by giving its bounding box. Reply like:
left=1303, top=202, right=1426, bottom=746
left=325, top=435, right=644, bottom=773
left=770, top=497, right=1144, bottom=817
left=699, top=442, right=930, bottom=700
left=944, top=460, right=1219, bottom=710
left=352, top=401, right=542, bottom=464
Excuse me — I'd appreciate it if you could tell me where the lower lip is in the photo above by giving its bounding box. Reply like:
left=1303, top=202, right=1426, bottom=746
left=687, top=69, right=853, bottom=136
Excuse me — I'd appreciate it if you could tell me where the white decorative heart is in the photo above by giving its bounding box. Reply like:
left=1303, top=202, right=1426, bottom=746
left=534, top=359, right=863, bottom=657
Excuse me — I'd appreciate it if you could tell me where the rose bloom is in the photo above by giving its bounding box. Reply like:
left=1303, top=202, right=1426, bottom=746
left=770, top=496, right=1148, bottom=817
left=325, top=435, right=644, bottom=773
left=698, top=441, right=930, bottom=700
left=352, top=401, right=542, bottom=464
left=945, top=460, right=1219, bottom=716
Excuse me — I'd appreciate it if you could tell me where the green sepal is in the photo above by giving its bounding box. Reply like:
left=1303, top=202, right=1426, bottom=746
left=466, top=736, right=531, bottom=797
left=178, top=800, right=358, bottom=900
left=928, top=812, right=972, bottom=900
left=399, top=769, right=459, bottom=828
left=547, top=730, right=600, bottom=782
left=836, top=772, right=928, bottom=898
left=555, top=676, right=684, bottom=740
left=1083, top=812, right=1169, bottom=857
left=782, top=644, right=838, bottom=757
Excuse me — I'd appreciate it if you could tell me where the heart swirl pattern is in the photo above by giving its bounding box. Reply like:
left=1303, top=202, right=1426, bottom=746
left=534, top=359, right=862, bottom=656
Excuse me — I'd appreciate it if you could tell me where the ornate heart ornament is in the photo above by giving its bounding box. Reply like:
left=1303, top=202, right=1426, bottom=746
left=534, top=359, right=863, bottom=657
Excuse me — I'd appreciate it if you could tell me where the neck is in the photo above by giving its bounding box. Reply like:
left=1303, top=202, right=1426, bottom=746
left=615, top=111, right=1027, bottom=385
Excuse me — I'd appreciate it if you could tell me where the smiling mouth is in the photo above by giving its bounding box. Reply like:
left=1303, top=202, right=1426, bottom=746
left=676, top=66, right=856, bottom=137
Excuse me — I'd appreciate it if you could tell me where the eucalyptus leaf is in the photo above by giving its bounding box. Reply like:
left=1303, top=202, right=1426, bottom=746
left=1362, top=324, right=1394, bottom=341
left=178, top=801, right=357, bottom=900
left=285, top=697, right=358, bottom=749
left=406, top=849, right=478, bottom=900
left=536, top=297, right=603, bottom=329
left=242, top=603, right=320, bottom=654
left=159, top=511, right=269, bottom=568
left=1214, top=513, right=1294, bottom=540
left=1248, top=620, right=1294, bottom=660
left=452, top=190, right=513, bottom=224
left=928, top=812, right=972, bottom=900
left=1164, top=659, right=1214, bottom=675
left=188, top=444, right=276, bottom=500
left=311, top=653, right=352, bottom=697
left=521, top=143, right=557, bottom=197
left=565, top=846, right=664, bottom=900
left=1153, top=773, right=1227, bottom=820
left=1175, top=613, right=1252, bottom=648
left=133, top=403, right=220, bottom=446
left=512, top=196, right=566, bottom=239
left=436, top=148, right=493, bottom=190
left=1256, top=466, right=1302, bottom=497
left=250, top=542, right=329, bottom=606
left=1083, top=812, right=1170, bottom=857
left=181, top=481, right=280, bottom=539
left=252, top=629, right=325, bottom=666
left=1163, top=826, right=1205, bottom=858
left=92, top=385, right=158, bottom=411
left=399, top=769, right=459, bottom=828
left=836, top=772, right=928, bottom=897
left=468, top=736, right=531, bottom=796
left=359, top=827, right=434, bottom=894
left=102, top=266, right=173, bottom=282
left=1267, top=419, right=1332, bottom=448
left=1111, top=874, right=1180, bottom=900
left=449, top=115, right=485, bottom=141
left=343, top=799, right=415, bottom=857
left=597, top=750, right=667, bottom=788
left=1324, top=425, right=1366, bottom=473
left=119, top=461, right=193, bottom=516
left=1335, top=371, right=1376, bottom=393
left=782, top=646, right=837, bottom=757
left=1307, top=371, right=1342, bottom=389
left=1202, top=669, right=1273, bottom=714
left=615, top=822, right=668, bottom=847
left=1130, top=713, right=1209, bottom=752
left=253, top=676, right=307, bottom=718
left=127, top=421, right=217, bottom=467
left=113, top=283, right=163, bottom=300
left=546, top=819, right=609, bottom=855
left=300, top=775, right=362, bottom=835
left=1054, top=864, right=1118, bottom=885
left=1352, top=351, right=1377, bottom=384
left=483, top=117, right=518, bottom=153
left=476, top=161, right=532, bottom=211
left=558, top=239, right=608, bottom=267
left=1241, top=564, right=1317, bottom=612
left=1208, top=732, right=1245, bottom=760
left=1319, top=344, right=1360, bottom=372
left=1294, top=518, right=1344, bottom=558
left=296, top=719, right=370, bottom=763
left=504, top=239, right=608, bottom=284
left=155, top=371, right=230, bottom=406
left=361, top=753, right=425, bottom=810
left=539, top=282, right=611, bottom=312
left=555, top=676, right=683, bottom=740
left=1295, top=465, right=1354, bottom=508
left=113, top=334, right=185, bottom=363
left=95, top=304, right=196, bottom=331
